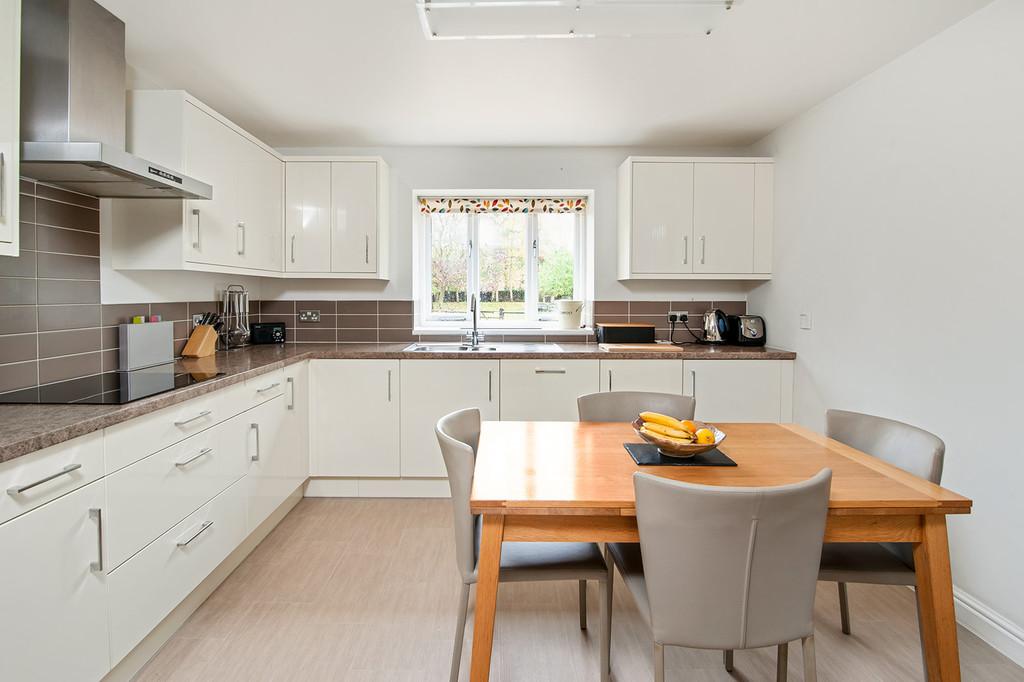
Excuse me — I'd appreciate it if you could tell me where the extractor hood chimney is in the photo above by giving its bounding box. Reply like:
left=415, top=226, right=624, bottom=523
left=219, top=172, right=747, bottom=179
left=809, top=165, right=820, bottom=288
left=19, top=0, right=212, bottom=200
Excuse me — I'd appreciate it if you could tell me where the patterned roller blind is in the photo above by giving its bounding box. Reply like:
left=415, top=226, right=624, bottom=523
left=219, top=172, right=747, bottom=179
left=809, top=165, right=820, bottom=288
left=418, top=196, right=587, bottom=214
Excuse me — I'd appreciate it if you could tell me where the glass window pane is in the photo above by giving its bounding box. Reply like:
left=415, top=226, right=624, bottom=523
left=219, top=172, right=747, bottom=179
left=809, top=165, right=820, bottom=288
left=537, top=213, right=577, bottom=317
left=429, top=214, right=469, bottom=320
left=477, top=214, right=527, bottom=324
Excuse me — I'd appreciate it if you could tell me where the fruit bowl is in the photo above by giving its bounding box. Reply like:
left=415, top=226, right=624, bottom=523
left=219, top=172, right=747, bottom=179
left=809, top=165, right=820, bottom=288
left=631, top=417, right=727, bottom=458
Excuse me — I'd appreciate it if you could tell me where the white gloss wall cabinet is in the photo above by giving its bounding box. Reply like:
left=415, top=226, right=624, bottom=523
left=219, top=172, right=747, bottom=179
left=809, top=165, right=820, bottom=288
left=599, top=359, right=684, bottom=394
left=310, top=360, right=400, bottom=476
left=283, top=158, right=390, bottom=278
left=400, top=360, right=499, bottom=477
left=0, top=0, right=18, bottom=255
left=617, top=156, right=773, bottom=280
left=499, top=360, right=600, bottom=421
left=0, top=479, right=110, bottom=682
left=109, top=90, right=283, bottom=276
left=684, top=360, right=793, bottom=422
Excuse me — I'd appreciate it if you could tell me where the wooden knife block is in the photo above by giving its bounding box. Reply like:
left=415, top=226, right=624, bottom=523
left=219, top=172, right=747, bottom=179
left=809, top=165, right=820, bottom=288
left=181, top=325, right=218, bottom=358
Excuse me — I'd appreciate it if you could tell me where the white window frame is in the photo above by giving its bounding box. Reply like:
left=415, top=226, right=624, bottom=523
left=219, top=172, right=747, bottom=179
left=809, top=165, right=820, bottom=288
left=413, top=190, right=594, bottom=334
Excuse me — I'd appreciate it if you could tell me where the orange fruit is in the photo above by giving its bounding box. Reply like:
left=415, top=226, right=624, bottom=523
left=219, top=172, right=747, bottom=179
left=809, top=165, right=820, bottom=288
left=695, top=428, right=715, bottom=445
left=680, top=420, right=697, bottom=434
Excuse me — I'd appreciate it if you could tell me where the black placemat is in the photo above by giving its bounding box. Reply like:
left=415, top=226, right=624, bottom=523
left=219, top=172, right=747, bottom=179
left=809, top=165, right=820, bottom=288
left=624, top=443, right=737, bottom=467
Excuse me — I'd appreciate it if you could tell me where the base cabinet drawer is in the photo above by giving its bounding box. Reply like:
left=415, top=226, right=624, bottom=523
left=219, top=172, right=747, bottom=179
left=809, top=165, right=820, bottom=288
left=107, top=479, right=246, bottom=665
left=0, top=479, right=110, bottom=682
left=104, top=416, right=248, bottom=570
left=499, top=360, right=599, bottom=421
left=0, top=431, right=104, bottom=525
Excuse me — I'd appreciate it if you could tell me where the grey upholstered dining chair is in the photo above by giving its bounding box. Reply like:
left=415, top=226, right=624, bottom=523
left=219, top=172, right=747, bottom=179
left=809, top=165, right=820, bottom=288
left=819, top=409, right=946, bottom=636
left=577, top=391, right=696, bottom=422
left=607, top=469, right=833, bottom=682
left=436, top=408, right=612, bottom=682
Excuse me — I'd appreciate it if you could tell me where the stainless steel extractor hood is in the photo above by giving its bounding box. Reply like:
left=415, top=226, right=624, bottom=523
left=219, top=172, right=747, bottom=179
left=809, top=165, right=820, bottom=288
left=19, top=0, right=212, bottom=200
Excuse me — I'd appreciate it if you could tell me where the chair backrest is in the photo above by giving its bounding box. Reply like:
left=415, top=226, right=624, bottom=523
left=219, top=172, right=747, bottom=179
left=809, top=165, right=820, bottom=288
left=577, top=391, right=696, bottom=422
left=633, top=469, right=832, bottom=650
left=436, top=408, right=482, bottom=583
left=826, top=409, right=944, bottom=484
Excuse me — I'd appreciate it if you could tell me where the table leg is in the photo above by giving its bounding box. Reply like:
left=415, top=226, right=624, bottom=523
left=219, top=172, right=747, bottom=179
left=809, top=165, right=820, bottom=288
left=470, top=514, right=504, bottom=682
left=913, top=515, right=961, bottom=681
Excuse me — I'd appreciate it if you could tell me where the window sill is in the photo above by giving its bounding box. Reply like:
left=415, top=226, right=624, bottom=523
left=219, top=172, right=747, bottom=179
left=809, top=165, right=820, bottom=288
left=414, top=327, right=592, bottom=337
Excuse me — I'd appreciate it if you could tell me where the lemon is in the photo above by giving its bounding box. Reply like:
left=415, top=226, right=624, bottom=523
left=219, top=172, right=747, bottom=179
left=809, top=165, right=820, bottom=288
left=695, top=428, right=716, bottom=445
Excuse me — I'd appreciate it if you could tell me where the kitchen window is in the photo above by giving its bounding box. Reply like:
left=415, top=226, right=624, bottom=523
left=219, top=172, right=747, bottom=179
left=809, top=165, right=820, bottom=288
left=416, top=195, right=589, bottom=330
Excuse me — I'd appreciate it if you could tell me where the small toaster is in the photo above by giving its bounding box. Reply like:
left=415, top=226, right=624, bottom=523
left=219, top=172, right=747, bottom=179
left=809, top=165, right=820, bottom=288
left=731, top=315, right=766, bottom=347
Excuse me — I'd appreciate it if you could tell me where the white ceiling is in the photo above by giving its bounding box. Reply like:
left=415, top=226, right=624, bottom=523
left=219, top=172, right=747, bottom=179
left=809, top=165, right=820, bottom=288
left=96, top=0, right=991, bottom=148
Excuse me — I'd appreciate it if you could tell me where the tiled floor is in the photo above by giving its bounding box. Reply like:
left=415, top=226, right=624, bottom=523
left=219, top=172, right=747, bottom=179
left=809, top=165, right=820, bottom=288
left=137, top=498, right=1024, bottom=681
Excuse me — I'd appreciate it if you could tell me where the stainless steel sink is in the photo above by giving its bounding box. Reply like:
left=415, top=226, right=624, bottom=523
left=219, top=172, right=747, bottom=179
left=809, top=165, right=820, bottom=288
left=404, top=343, right=562, bottom=353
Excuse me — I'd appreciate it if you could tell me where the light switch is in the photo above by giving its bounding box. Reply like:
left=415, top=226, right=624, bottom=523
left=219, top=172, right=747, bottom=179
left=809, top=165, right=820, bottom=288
left=799, top=313, right=812, bottom=330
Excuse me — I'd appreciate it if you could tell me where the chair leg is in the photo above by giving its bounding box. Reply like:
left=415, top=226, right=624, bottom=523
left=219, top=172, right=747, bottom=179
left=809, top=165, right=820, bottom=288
left=654, top=642, right=665, bottom=682
left=600, top=575, right=612, bottom=682
left=450, top=583, right=471, bottom=682
left=723, top=649, right=734, bottom=672
left=776, top=641, right=789, bottom=682
left=801, top=635, right=817, bottom=682
left=579, top=580, right=588, bottom=630
left=838, top=582, right=852, bottom=635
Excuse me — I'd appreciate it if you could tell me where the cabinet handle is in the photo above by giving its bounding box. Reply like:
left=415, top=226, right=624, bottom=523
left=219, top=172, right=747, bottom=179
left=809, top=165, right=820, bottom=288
left=608, top=369, right=613, bottom=391
left=287, top=376, right=295, bottom=410
left=175, top=447, right=213, bottom=468
left=290, top=235, right=296, bottom=263
left=488, top=370, right=493, bottom=402
left=89, top=508, right=103, bottom=572
left=700, top=236, right=706, bottom=265
left=365, top=235, right=369, bottom=264
left=683, top=235, right=688, bottom=265
left=176, top=520, right=214, bottom=548
left=690, top=369, right=697, bottom=396
left=0, top=152, right=6, bottom=220
left=250, top=422, right=260, bottom=461
left=174, top=410, right=211, bottom=427
left=257, top=381, right=281, bottom=393
left=237, top=222, right=246, bottom=255
left=535, top=368, right=567, bottom=375
left=387, top=369, right=392, bottom=402
left=191, top=208, right=201, bottom=250
left=6, top=463, right=82, bottom=495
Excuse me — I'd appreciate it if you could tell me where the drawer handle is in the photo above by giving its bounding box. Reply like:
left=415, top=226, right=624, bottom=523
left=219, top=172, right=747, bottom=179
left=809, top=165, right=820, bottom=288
left=175, top=448, right=213, bottom=468
left=174, top=410, right=212, bottom=427
left=257, top=382, right=281, bottom=393
left=6, top=463, right=82, bottom=495
left=176, top=520, right=214, bottom=548
left=89, top=508, right=103, bottom=573
left=535, top=369, right=567, bottom=375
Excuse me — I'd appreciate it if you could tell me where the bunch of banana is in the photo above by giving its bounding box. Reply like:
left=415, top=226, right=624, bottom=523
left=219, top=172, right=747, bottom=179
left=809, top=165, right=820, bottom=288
left=638, top=412, right=716, bottom=445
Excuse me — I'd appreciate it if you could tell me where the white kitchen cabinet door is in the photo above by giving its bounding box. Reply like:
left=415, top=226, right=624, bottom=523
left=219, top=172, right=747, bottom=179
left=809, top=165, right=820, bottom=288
left=285, top=162, right=331, bottom=272
left=182, top=102, right=239, bottom=268
left=245, top=394, right=296, bottom=532
left=331, top=161, right=378, bottom=273
left=500, top=360, right=599, bottom=421
left=0, top=479, right=110, bottom=682
left=282, top=361, right=311, bottom=480
left=599, top=359, right=684, bottom=395
left=630, top=162, right=693, bottom=274
left=237, top=140, right=283, bottom=272
left=683, top=360, right=793, bottom=423
left=310, top=360, right=400, bottom=476
left=400, top=360, right=498, bottom=477
left=693, top=163, right=755, bottom=274
left=0, top=0, right=19, bottom=255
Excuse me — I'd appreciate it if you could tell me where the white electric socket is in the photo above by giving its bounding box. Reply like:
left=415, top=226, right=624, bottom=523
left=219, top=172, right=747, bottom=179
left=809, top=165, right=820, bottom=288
left=799, top=313, right=813, bottom=330
left=668, top=310, right=689, bottom=323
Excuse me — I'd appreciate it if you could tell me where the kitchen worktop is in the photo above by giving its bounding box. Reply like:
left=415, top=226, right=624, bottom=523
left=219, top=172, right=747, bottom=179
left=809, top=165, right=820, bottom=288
left=0, top=342, right=794, bottom=464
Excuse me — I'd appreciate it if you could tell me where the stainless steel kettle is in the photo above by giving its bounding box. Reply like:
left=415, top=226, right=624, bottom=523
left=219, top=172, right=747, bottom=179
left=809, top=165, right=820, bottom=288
left=702, top=309, right=728, bottom=344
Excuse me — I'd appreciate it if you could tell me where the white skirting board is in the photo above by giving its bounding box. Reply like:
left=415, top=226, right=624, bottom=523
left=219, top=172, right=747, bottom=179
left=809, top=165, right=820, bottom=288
left=954, top=587, right=1024, bottom=668
left=305, top=477, right=452, bottom=498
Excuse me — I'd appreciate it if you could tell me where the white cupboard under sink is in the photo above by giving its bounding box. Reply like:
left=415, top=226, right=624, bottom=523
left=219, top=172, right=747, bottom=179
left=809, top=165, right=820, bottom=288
left=310, top=360, right=400, bottom=476
left=0, top=479, right=110, bottom=682
left=500, top=359, right=600, bottom=421
left=618, top=156, right=773, bottom=280
left=400, top=360, right=498, bottom=477
left=599, top=359, right=684, bottom=395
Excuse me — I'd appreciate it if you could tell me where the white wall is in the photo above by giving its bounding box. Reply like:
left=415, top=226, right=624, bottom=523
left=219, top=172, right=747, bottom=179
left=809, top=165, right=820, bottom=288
left=264, top=145, right=757, bottom=302
left=749, top=0, right=1024, bottom=661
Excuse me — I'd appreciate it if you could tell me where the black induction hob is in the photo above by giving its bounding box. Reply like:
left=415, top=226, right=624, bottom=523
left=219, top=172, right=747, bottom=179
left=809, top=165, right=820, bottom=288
left=0, top=363, right=226, bottom=405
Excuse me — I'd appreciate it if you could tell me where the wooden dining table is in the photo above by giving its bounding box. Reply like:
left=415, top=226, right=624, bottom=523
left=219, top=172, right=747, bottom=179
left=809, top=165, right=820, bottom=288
left=467, top=421, right=972, bottom=682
